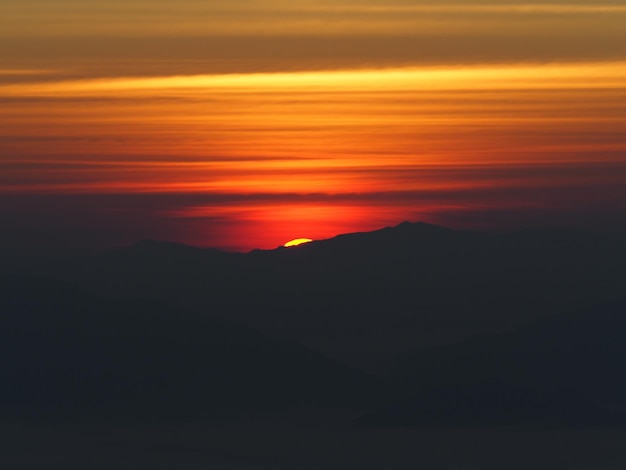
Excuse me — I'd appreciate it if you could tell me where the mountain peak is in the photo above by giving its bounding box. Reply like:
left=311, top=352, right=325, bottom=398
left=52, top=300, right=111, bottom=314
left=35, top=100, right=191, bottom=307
left=390, top=221, right=452, bottom=232
left=126, top=239, right=219, bottom=256
left=131, top=239, right=188, bottom=249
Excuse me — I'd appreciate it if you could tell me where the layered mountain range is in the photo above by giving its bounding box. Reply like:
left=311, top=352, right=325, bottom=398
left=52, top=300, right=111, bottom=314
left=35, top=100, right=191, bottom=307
left=2, top=222, right=625, bottom=426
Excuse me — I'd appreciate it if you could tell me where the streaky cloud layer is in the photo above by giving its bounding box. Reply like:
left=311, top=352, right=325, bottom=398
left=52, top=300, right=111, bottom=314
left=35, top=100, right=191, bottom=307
left=3, top=1, right=626, bottom=36
left=1, top=0, right=626, bottom=252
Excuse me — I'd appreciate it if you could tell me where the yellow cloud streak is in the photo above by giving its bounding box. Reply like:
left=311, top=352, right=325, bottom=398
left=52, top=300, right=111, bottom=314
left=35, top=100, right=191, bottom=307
left=3, top=62, right=626, bottom=98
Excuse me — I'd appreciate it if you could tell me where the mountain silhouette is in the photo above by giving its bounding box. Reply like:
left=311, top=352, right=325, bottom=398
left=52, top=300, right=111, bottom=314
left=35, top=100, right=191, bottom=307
left=360, top=296, right=626, bottom=427
left=11, top=221, right=624, bottom=369
left=381, top=295, right=626, bottom=400
left=2, top=221, right=626, bottom=430
left=0, top=276, right=387, bottom=421
left=358, top=379, right=625, bottom=428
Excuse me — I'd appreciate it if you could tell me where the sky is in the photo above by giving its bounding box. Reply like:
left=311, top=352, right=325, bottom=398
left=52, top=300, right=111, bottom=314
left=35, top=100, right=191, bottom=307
left=1, top=0, right=626, bottom=255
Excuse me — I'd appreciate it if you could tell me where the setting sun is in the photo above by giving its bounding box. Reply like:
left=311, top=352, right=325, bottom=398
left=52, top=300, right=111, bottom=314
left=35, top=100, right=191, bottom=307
left=284, top=238, right=313, bottom=248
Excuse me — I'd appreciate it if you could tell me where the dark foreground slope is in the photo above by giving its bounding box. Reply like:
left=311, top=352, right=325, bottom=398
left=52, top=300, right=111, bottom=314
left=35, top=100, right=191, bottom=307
left=0, top=276, right=386, bottom=421
left=360, top=297, right=626, bottom=427
left=358, top=380, right=626, bottom=428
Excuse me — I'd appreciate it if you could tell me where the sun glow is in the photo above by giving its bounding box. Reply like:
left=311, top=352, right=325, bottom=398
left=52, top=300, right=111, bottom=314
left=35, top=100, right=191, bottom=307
left=2, top=59, right=626, bottom=252
left=284, top=238, right=313, bottom=248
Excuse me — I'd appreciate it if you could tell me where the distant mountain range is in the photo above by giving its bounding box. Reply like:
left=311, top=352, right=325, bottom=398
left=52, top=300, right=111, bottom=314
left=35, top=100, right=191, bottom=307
left=0, top=276, right=386, bottom=421
left=381, top=295, right=626, bottom=399
left=4, top=221, right=624, bottom=368
left=2, top=221, right=626, bottom=427
left=361, top=296, right=626, bottom=427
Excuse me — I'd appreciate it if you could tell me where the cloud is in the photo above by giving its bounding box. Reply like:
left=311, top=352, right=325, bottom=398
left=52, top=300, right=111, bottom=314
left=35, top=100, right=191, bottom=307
left=3, top=62, right=626, bottom=97
left=4, top=2, right=626, bottom=37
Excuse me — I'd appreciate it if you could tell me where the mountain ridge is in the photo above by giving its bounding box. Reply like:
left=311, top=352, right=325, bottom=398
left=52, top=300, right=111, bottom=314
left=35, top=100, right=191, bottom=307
left=0, top=275, right=389, bottom=421
left=4, top=221, right=626, bottom=369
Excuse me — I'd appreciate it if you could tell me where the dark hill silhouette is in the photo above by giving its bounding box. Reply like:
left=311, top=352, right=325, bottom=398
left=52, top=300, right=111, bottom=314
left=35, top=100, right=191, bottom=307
left=5, top=221, right=626, bottom=369
left=0, top=276, right=387, bottom=421
left=357, top=379, right=626, bottom=428
left=361, top=296, right=626, bottom=427
left=381, top=295, right=626, bottom=401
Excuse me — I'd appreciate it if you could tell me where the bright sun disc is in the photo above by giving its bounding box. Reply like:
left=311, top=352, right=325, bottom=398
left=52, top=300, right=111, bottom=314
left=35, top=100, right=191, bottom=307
left=284, top=238, right=313, bottom=247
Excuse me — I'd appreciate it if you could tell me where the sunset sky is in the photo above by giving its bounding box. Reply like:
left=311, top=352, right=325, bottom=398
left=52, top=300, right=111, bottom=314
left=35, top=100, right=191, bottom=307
left=2, top=0, right=626, bottom=254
